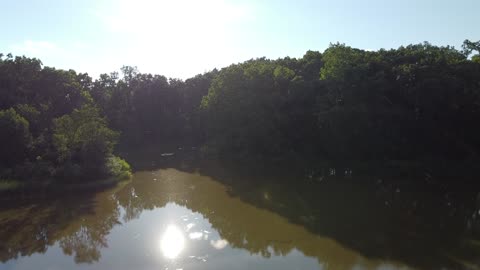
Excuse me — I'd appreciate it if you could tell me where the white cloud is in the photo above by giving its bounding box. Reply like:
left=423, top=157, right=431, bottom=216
left=186, top=223, right=195, bottom=231
left=210, top=239, right=228, bottom=249
left=188, top=232, right=203, bottom=240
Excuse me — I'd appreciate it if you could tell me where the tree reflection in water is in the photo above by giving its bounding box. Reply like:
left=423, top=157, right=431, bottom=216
left=0, top=157, right=479, bottom=270
left=0, top=184, right=123, bottom=264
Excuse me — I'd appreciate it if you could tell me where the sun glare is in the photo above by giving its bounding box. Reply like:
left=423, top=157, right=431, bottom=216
left=97, top=0, right=253, bottom=79
left=160, top=225, right=185, bottom=259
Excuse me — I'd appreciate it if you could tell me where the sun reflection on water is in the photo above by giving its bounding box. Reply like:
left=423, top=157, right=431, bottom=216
left=160, top=225, right=185, bottom=259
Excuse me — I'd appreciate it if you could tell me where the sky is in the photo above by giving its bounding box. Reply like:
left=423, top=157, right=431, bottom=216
left=1, top=0, right=479, bottom=79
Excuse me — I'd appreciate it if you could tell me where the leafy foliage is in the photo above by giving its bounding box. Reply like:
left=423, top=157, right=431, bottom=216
left=0, top=108, right=32, bottom=167
left=0, top=55, right=130, bottom=183
left=201, top=42, right=480, bottom=161
left=52, top=105, right=119, bottom=177
left=1, top=40, right=480, bottom=184
left=105, top=156, right=132, bottom=180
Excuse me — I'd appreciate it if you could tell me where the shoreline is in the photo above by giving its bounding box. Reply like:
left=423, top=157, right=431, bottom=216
left=0, top=177, right=130, bottom=200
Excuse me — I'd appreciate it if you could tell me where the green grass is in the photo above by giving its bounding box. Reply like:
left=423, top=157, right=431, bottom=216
left=0, top=179, right=22, bottom=191
left=0, top=156, right=132, bottom=194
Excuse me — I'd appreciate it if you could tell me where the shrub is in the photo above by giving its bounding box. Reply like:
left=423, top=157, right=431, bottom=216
left=0, top=179, right=22, bottom=191
left=105, top=156, right=132, bottom=180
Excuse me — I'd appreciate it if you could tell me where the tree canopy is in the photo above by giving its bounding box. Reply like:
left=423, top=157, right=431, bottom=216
left=1, top=40, right=480, bottom=184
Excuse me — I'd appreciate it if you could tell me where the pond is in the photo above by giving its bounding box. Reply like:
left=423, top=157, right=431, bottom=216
left=0, top=158, right=479, bottom=270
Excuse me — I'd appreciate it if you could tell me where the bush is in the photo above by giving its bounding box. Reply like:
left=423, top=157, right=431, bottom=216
left=52, top=105, right=119, bottom=176
left=105, top=156, right=132, bottom=180
left=14, top=160, right=55, bottom=181
left=0, top=179, right=22, bottom=191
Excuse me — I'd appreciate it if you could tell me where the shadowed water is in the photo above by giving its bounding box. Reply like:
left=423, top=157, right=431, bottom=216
left=0, top=156, right=480, bottom=269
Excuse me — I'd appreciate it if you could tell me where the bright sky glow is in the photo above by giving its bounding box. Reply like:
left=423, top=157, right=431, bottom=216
left=1, top=0, right=479, bottom=79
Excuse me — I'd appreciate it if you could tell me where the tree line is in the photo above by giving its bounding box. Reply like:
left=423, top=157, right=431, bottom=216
left=1, top=40, right=479, bottom=184
left=0, top=54, right=130, bottom=183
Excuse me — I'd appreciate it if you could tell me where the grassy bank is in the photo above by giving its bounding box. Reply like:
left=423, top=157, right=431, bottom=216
left=0, top=179, right=23, bottom=192
left=0, top=155, right=132, bottom=197
left=0, top=177, right=131, bottom=200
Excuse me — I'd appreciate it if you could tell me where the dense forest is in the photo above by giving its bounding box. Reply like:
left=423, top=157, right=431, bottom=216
left=1, top=40, right=480, bottom=187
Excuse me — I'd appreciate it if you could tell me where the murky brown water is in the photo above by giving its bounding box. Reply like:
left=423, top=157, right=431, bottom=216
left=0, top=166, right=479, bottom=270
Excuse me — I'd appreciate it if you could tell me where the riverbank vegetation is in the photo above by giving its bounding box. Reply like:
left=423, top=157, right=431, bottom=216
left=0, top=55, right=131, bottom=189
left=1, top=39, right=480, bottom=188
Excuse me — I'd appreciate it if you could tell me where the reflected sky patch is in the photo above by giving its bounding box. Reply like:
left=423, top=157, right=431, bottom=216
left=189, top=231, right=203, bottom=240
left=160, top=225, right=185, bottom=259
left=210, top=239, right=228, bottom=250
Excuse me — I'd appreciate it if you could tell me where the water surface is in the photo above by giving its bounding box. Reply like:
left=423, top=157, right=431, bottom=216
left=0, top=165, right=479, bottom=270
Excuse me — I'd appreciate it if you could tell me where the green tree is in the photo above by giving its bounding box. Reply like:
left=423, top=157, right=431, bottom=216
left=53, top=105, right=119, bottom=177
left=462, top=39, right=480, bottom=57
left=0, top=108, right=32, bottom=167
